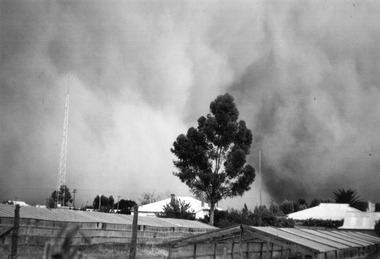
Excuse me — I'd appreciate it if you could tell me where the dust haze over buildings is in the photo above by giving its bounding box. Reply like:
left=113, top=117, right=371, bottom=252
left=1, top=0, right=380, bottom=207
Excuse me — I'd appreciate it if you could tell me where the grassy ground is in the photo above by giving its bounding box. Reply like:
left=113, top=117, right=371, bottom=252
left=0, top=243, right=169, bottom=259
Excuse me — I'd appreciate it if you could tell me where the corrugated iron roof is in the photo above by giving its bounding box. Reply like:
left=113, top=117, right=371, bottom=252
left=280, top=228, right=349, bottom=250
left=0, top=204, right=215, bottom=229
left=252, top=227, right=335, bottom=253
left=167, top=225, right=380, bottom=255
left=300, top=229, right=362, bottom=247
left=138, top=196, right=222, bottom=214
left=287, top=203, right=361, bottom=221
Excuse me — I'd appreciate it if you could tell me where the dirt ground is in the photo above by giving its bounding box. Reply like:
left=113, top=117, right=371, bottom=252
left=0, top=243, right=169, bottom=259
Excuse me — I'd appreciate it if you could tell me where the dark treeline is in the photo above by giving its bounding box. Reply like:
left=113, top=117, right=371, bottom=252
left=200, top=203, right=295, bottom=228
left=86, top=195, right=137, bottom=214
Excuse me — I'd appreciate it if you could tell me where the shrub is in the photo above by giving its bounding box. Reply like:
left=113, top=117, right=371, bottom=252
left=158, top=196, right=195, bottom=220
left=374, top=220, right=380, bottom=236
left=301, top=219, right=343, bottom=229
left=280, top=200, right=294, bottom=214
left=200, top=206, right=294, bottom=228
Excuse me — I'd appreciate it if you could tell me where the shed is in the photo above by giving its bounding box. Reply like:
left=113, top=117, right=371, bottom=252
left=167, top=225, right=380, bottom=258
left=287, top=203, right=361, bottom=221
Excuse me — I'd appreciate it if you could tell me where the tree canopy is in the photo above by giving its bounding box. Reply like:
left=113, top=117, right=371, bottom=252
left=159, top=196, right=195, bottom=220
left=50, top=185, right=72, bottom=207
left=116, top=199, right=137, bottom=214
left=332, top=188, right=367, bottom=211
left=140, top=191, right=169, bottom=205
left=93, top=195, right=115, bottom=212
left=171, top=93, right=255, bottom=225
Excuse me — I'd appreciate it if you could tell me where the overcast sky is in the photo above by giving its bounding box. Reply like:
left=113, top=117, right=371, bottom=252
left=1, top=0, right=380, bottom=209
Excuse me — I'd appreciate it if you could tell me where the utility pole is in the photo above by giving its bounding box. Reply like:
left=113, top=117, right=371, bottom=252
left=73, top=189, right=76, bottom=208
left=259, top=150, right=262, bottom=207
left=117, top=195, right=121, bottom=211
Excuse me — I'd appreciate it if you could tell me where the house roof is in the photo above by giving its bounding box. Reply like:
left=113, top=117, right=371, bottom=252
left=339, top=211, right=380, bottom=230
left=138, top=196, right=220, bottom=214
left=0, top=204, right=216, bottom=229
left=4, top=200, right=30, bottom=206
left=287, top=203, right=362, bottom=221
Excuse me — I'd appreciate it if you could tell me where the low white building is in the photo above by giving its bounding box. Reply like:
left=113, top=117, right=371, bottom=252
left=4, top=200, right=30, bottom=207
left=136, top=195, right=222, bottom=219
left=339, top=211, right=380, bottom=235
left=287, top=203, right=361, bottom=221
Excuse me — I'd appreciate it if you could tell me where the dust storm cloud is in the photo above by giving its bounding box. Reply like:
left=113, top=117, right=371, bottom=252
left=1, top=0, right=380, bottom=206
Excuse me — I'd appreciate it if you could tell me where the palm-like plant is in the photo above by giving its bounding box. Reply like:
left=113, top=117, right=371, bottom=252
left=332, top=188, right=363, bottom=210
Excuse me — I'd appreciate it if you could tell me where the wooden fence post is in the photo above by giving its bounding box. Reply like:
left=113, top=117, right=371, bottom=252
left=239, top=227, right=243, bottom=259
left=129, top=205, right=138, bottom=259
left=9, top=204, right=20, bottom=259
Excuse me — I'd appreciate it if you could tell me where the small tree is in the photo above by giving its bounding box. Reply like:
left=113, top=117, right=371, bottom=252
left=310, top=198, right=321, bottom=208
left=171, top=93, right=255, bottom=225
left=242, top=203, right=250, bottom=220
left=47, top=197, right=56, bottom=208
left=269, top=201, right=284, bottom=216
left=375, top=220, right=380, bottom=237
left=253, top=205, right=276, bottom=226
left=93, top=195, right=110, bottom=212
left=108, top=195, right=115, bottom=211
left=280, top=200, right=295, bottom=215
left=50, top=185, right=72, bottom=207
left=160, top=196, right=195, bottom=220
left=116, top=199, right=137, bottom=214
left=140, top=192, right=169, bottom=205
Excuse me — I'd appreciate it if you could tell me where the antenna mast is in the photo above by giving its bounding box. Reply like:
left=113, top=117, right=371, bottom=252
left=56, top=80, right=70, bottom=206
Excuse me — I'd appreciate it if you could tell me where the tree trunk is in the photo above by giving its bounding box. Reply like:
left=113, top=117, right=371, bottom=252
left=209, top=203, right=215, bottom=226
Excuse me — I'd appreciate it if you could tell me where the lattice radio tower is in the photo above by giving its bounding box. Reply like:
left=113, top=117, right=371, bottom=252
left=56, top=82, right=70, bottom=206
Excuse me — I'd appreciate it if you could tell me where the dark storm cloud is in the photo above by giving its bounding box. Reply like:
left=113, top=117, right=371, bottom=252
left=1, top=0, right=380, bottom=206
left=228, top=1, right=380, bottom=201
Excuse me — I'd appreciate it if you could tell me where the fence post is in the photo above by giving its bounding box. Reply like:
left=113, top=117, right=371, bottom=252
left=239, top=226, right=243, bottom=259
left=223, top=247, right=227, bottom=259
left=129, top=205, right=138, bottom=259
left=9, top=204, right=20, bottom=259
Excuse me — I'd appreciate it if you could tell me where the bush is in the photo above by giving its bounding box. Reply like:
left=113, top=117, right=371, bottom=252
left=200, top=206, right=294, bottom=228
left=158, top=196, right=195, bottom=220
left=374, top=220, right=380, bottom=236
left=301, top=218, right=343, bottom=229
left=280, top=200, right=294, bottom=214
left=252, top=206, right=294, bottom=227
